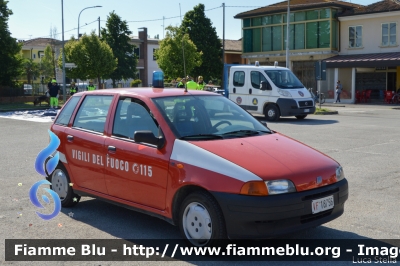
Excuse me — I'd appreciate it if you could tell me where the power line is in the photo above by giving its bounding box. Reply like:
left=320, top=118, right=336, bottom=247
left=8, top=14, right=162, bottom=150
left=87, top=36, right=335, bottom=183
left=20, top=19, right=99, bottom=40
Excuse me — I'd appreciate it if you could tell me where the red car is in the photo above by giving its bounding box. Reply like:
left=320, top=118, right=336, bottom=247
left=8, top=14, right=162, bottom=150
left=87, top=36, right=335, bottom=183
left=49, top=87, right=348, bottom=247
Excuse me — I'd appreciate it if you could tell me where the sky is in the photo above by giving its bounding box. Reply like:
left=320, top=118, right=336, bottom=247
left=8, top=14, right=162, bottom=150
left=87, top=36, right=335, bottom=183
left=7, top=0, right=378, bottom=41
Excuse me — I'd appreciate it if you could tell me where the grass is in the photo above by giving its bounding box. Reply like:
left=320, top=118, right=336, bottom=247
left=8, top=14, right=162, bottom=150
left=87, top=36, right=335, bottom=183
left=314, top=107, right=335, bottom=114
left=0, top=101, right=66, bottom=112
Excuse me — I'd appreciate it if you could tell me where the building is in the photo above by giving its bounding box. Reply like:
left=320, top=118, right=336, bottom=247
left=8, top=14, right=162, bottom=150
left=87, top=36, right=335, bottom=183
left=234, top=0, right=363, bottom=94
left=20, top=38, right=61, bottom=82
left=126, top=27, right=160, bottom=88
left=325, top=0, right=400, bottom=103
left=223, top=39, right=249, bottom=64
left=21, top=28, right=161, bottom=89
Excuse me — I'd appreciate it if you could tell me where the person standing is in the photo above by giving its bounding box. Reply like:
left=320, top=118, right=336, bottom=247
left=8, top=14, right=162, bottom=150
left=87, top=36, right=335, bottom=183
left=69, top=81, right=78, bottom=96
left=48, top=79, right=60, bottom=109
left=186, top=76, right=197, bottom=90
left=335, top=80, right=342, bottom=103
left=86, top=80, right=96, bottom=91
left=196, top=76, right=206, bottom=90
left=177, top=78, right=186, bottom=88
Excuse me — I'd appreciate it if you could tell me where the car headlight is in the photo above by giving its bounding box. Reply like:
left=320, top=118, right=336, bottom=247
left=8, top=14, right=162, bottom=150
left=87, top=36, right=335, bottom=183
left=265, top=179, right=296, bottom=195
left=336, top=166, right=345, bottom=182
left=278, top=89, right=292, bottom=97
left=240, top=179, right=297, bottom=196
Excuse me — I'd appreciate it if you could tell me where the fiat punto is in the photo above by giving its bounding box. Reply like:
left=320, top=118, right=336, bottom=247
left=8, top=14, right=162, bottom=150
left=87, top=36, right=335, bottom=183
left=48, top=87, right=348, bottom=247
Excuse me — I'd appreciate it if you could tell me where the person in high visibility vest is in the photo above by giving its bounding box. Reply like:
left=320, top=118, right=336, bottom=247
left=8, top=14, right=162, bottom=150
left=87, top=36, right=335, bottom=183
left=196, top=76, right=207, bottom=90
left=86, top=81, right=96, bottom=91
left=48, top=79, right=60, bottom=109
left=70, top=81, right=78, bottom=95
left=177, top=78, right=186, bottom=88
left=186, top=76, right=197, bottom=90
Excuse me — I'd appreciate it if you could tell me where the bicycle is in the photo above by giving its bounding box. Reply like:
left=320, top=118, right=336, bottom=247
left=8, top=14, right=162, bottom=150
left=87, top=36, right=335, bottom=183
left=309, top=89, right=325, bottom=104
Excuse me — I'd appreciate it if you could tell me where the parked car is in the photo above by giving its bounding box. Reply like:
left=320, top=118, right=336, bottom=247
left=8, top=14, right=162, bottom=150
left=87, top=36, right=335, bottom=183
left=48, top=87, right=348, bottom=247
left=24, top=84, right=33, bottom=95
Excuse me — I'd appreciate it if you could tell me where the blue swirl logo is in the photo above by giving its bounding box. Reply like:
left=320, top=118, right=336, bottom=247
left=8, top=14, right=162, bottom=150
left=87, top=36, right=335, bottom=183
left=35, top=130, right=60, bottom=176
left=29, top=180, right=62, bottom=220
left=30, top=130, right=61, bottom=220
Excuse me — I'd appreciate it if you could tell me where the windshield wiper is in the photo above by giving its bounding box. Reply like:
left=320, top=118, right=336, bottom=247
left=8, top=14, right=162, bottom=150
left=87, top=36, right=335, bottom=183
left=221, top=130, right=270, bottom=136
left=180, top=134, right=224, bottom=140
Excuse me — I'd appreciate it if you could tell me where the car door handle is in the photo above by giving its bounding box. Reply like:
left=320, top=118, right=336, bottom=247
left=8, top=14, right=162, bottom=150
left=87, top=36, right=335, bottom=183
left=233, top=87, right=236, bottom=93
left=249, top=88, right=252, bottom=94
left=108, top=146, right=116, bottom=152
left=67, top=135, right=74, bottom=141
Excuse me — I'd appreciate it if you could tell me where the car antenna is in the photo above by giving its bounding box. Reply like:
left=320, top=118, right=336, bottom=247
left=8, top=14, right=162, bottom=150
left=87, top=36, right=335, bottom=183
left=179, top=3, right=188, bottom=92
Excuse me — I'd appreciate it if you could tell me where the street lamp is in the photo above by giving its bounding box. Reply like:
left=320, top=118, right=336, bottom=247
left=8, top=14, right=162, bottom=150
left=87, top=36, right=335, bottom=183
left=78, top=6, right=102, bottom=39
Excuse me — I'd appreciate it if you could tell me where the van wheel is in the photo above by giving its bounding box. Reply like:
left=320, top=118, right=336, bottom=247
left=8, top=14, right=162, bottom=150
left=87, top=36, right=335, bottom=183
left=49, top=164, right=80, bottom=207
left=179, top=191, right=226, bottom=247
left=295, top=115, right=307, bottom=120
left=264, top=105, right=280, bottom=121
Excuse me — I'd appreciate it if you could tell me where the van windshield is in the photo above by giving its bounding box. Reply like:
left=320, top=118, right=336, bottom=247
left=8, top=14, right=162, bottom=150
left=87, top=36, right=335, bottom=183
left=264, top=70, right=304, bottom=89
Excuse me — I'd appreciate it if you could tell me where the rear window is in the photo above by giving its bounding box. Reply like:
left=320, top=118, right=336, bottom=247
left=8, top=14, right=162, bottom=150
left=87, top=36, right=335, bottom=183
left=72, top=95, right=113, bottom=133
left=54, top=96, right=81, bottom=126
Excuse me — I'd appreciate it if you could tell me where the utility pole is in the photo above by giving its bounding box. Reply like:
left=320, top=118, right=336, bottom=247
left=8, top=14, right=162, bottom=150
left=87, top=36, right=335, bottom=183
left=179, top=3, right=186, bottom=88
left=61, top=0, right=66, bottom=103
left=222, top=3, right=225, bottom=65
left=286, top=0, right=290, bottom=69
left=163, top=16, right=165, bottom=39
left=98, top=17, right=100, bottom=38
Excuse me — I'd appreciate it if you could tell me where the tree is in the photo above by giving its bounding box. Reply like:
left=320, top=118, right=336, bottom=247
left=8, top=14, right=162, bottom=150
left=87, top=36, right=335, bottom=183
left=23, top=58, right=39, bottom=84
left=155, top=26, right=202, bottom=80
left=58, top=32, right=117, bottom=85
left=101, top=11, right=137, bottom=88
left=40, top=45, right=56, bottom=81
left=180, top=4, right=223, bottom=82
left=0, top=0, right=23, bottom=86
left=49, top=26, right=59, bottom=78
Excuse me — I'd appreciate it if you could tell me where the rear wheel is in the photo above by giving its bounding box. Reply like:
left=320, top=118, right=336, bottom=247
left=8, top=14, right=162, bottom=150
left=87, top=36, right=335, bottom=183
left=295, top=115, right=307, bottom=120
left=49, top=164, right=80, bottom=207
left=179, top=191, right=226, bottom=247
left=264, top=104, right=280, bottom=121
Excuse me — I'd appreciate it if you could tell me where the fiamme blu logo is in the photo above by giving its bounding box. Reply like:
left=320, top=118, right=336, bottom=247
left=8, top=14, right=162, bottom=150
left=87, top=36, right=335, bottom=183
left=29, top=130, right=61, bottom=220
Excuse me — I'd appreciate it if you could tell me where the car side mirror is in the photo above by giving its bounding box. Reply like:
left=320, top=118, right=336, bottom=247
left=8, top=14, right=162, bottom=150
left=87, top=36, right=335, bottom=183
left=260, top=81, right=267, bottom=91
left=134, top=130, right=165, bottom=149
left=260, top=81, right=272, bottom=91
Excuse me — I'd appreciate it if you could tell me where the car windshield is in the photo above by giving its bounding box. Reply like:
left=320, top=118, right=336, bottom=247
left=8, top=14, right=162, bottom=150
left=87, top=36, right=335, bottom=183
left=264, top=69, right=304, bottom=89
left=152, top=95, right=271, bottom=140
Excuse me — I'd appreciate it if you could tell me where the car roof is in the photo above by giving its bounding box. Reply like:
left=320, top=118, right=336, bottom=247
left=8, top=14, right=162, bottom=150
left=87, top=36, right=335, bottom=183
left=73, top=87, right=219, bottom=98
left=231, top=65, right=288, bottom=70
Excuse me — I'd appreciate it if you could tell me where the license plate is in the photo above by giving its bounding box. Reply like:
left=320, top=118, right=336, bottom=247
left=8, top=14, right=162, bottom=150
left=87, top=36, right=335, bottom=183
left=304, top=109, right=310, bottom=113
left=311, top=195, right=334, bottom=214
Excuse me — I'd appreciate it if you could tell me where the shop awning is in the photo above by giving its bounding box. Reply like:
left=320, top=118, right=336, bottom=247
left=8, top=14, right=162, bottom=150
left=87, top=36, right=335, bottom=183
left=324, top=52, right=400, bottom=68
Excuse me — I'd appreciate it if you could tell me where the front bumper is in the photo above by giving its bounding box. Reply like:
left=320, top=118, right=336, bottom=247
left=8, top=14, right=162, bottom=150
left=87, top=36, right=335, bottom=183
left=211, top=179, right=348, bottom=239
left=277, top=98, right=315, bottom=116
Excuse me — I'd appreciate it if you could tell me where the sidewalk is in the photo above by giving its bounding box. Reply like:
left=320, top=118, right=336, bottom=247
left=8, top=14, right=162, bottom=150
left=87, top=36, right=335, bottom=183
left=319, top=102, right=400, bottom=110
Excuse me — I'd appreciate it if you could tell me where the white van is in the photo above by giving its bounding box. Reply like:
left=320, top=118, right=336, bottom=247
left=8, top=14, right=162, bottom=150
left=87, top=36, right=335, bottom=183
left=227, top=62, right=315, bottom=121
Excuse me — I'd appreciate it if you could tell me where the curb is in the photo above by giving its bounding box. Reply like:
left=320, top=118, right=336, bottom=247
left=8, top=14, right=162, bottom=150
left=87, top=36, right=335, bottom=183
left=0, top=107, right=51, bottom=113
left=313, top=111, right=339, bottom=115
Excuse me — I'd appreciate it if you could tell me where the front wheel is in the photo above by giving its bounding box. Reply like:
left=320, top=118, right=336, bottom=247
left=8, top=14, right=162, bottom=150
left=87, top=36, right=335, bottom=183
left=179, top=191, right=226, bottom=247
left=49, top=164, right=80, bottom=207
left=264, top=104, right=280, bottom=121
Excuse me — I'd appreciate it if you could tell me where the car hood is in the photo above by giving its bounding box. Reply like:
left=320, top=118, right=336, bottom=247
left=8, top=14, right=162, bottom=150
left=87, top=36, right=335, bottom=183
left=189, top=133, right=339, bottom=192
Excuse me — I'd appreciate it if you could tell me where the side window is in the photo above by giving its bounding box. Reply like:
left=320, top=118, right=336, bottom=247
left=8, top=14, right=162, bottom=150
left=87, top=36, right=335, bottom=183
left=72, top=95, right=113, bottom=133
left=251, top=71, right=267, bottom=89
left=233, top=71, right=245, bottom=87
left=55, top=96, right=81, bottom=126
left=112, top=98, right=159, bottom=139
